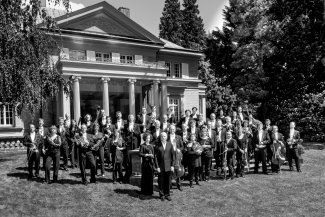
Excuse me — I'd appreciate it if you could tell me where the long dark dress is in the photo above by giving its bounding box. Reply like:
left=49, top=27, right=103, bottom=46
left=139, top=143, right=155, bottom=195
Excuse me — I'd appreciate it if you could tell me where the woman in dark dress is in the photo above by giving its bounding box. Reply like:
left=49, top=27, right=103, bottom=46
left=139, top=133, right=156, bottom=195
left=186, top=133, right=202, bottom=187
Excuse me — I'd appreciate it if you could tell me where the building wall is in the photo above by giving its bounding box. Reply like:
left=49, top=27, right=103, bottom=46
left=183, top=88, right=200, bottom=112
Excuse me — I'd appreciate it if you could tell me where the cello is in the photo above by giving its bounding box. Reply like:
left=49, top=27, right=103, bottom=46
left=271, top=139, right=285, bottom=166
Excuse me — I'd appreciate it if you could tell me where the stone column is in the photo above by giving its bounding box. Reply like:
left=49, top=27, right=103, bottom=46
left=101, top=77, right=110, bottom=116
left=202, top=96, right=207, bottom=121
left=128, top=79, right=136, bottom=115
left=160, top=82, right=168, bottom=118
left=72, top=76, right=81, bottom=122
left=153, top=80, right=160, bottom=109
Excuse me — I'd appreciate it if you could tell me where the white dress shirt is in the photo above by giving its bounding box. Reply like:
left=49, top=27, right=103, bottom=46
left=289, top=129, right=294, bottom=139
left=30, top=132, right=36, bottom=142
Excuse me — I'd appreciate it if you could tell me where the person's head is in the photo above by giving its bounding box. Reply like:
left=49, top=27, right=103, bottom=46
left=155, top=120, right=161, bottom=128
left=167, top=106, right=173, bottom=114
left=170, top=124, right=176, bottom=134
left=163, top=114, right=168, bottom=122
left=94, top=122, right=100, bottom=132
left=265, top=119, right=271, bottom=126
left=81, top=124, right=87, bottom=134
left=50, top=125, right=57, bottom=135
left=258, top=123, right=263, bottom=131
left=238, top=106, right=242, bottom=113
left=201, top=125, right=208, bottom=132
left=142, top=107, right=147, bottom=114
left=190, top=120, right=196, bottom=128
left=71, top=119, right=76, bottom=126
left=190, top=133, right=196, bottom=142
left=116, top=111, right=122, bottom=119
left=219, top=109, right=224, bottom=116
left=273, top=125, right=278, bottom=133
left=151, top=105, right=157, bottom=112
left=65, top=113, right=70, bottom=120
left=30, top=124, right=35, bottom=133
left=143, top=133, right=152, bottom=144
left=216, top=119, right=222, bottom=128
left=59, top=117, right=64, bottom=125
left=207, top=121, right=212, bottom=129
left=290, top=121, right=295, bottom=129
left=128, top=114, right=135, bottom=122
left=248, top=114, right=253, bottom=120
left=106, top=116, right=112, bottom=124
left=226, top=116, right=231, bottom=124
left=185, top=110, right=191, bottom=117
left=192, top=107, right=198, bottom=114
left=237, top=126, right=243, bottom=135
left=39, top=118, right=44, bottom=127
left=84, top=114, right=91, bottom=122
left=232, top=111, right=237, bottom=117
left=182, top=123, right=188, bottom=131
left=210, top=113, right=216, bottom=120
left=201, top=129, right=208, bottom=138
left=100, top=109, right=105, bottom=117
left=226, top=131, right=232, bottom=140
left=243, top=120, right=249, bottom=127
left=151, top=113, right=157, bottom=121
left=160, top=132, right=167, bottom=142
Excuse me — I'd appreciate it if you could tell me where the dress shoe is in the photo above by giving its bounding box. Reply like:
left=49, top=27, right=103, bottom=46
left=46, top=181, right=52, bottom=184
left=235, top=174, right=239, bottom=178
left=297, top=169, right=302, bottom=173
left=165, top=196, right=172, bottom=201
left=83, top=181, right=88, bottom=186
left=160, top=197, right=165, bottom=201
left=289, top=167, right=293, bottom=171
left=196, top=181, right=201, bottom=186
left=90, top=180, right=97, bottom=184
left=177, top=186, right=183, bottom=191
left=189, top=182, right=193, bottom=188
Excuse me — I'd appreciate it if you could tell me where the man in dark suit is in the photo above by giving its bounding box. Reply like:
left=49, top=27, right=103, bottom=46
left=155, top=132, right=175, bottom=201
left=237, top=106, right=247, bottom=122
left=168, top=125, right=184, bottom=152
left=214, top=120, right=226, bottom=174
left=264, top=119, right=273, bottom=166
left=76, top=124, right=96, bottom=185
left=137, top=107, right=150, bottom=133
left=286, top=122, right=301, bottom=172
left=151, top=120, right=162, bottom=145
left=24, top=124, right=42, bottom=180
left=37, top=118, right=49, bottom=170
left=102, top=116, right=115, bottom=168
left=270, top=125, right=285, bottom=173
left=188, top=120, right=200, bottom=140
left=57, top=117, right=69, bottom=171
left=253, top=123, right=271, bottom=174
left=114, top=111, right=125, bottom=133
left=225, top=131, right=237, bottom=179
left=123, top=114, right=141, bottom=182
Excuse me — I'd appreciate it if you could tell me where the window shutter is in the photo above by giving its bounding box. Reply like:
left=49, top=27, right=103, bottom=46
left=182, top=63, right=189, bottom=78
left=60, top=48, right=69, bottom=60
left=134, top=55, right=143, bottom=65
left=86, top=50, right=96, bottom=61
left=112, top=53, right=120, bottom=63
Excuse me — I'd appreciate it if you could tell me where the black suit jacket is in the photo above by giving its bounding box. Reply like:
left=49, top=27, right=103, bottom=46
left=167, top=114, right=177, bottom=124
left=252, top=130, right=271, bottom=148
left=136, top=114, right=150, bottom=126
left=154, top=141, right=175, bottom=172
left=285, top=130, right=300, bottom=147
left=167, top=134, right=184, bottom=152
left=24, top=133, right=42, bottom=152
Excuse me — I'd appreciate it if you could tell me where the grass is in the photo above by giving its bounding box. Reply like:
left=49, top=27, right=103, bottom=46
left=0, top=148, right=325, bottom=217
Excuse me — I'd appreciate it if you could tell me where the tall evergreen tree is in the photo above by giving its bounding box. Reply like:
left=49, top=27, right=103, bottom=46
left=181, top=0, right=206, bottom=50
left=159, top=0, right=183, bottom=45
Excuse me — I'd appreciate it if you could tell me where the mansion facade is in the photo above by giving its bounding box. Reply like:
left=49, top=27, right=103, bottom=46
left=0, top=1, right=206, bottom=140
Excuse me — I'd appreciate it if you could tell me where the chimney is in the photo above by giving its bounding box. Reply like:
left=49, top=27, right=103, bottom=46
left=118, top=7, right=130, bottom=18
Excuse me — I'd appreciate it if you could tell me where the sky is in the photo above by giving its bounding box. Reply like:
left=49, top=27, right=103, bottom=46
left=52, top=0, right=229, bottom=36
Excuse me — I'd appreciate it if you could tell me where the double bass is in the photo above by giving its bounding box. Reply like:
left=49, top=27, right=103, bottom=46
left=271, top=139, right=285, bottom=165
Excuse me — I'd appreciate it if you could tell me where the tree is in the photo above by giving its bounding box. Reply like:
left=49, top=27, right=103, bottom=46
left=181, top=0, right=206, bottom=50
left=0, top=0, right=70, bottom=114
left=159, top=0, right=183, bottom=45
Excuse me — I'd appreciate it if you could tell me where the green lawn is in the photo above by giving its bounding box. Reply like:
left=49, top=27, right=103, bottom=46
left=0, top=148, right=324, bottom=217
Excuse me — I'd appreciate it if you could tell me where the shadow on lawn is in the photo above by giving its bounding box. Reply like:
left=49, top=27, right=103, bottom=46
left=114, top=189, right=160, bottom=200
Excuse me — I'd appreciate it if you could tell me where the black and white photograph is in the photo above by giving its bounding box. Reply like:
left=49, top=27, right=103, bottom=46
left=0, top=0, right=325, bottom=216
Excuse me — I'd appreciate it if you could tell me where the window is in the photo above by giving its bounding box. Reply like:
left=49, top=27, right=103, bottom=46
left=0, top=104, right=14, bottom=126
left=168, top=98, right=180, bottom=121
left=174, top=63, right=181, bottom=78
left=95, top=52, right=111, bottom=62
left=120, top=55, right=134, bottom=64
left=69, top=50, right=86, bottom=61
left=166, top=62, right=171, bottom=77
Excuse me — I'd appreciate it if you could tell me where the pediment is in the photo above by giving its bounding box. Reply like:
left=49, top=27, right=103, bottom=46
left=55, top=1, right=163, bottom=44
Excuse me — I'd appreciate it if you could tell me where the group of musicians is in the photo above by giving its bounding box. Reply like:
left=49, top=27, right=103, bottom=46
left=23, top=105, right=302, bottom=201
